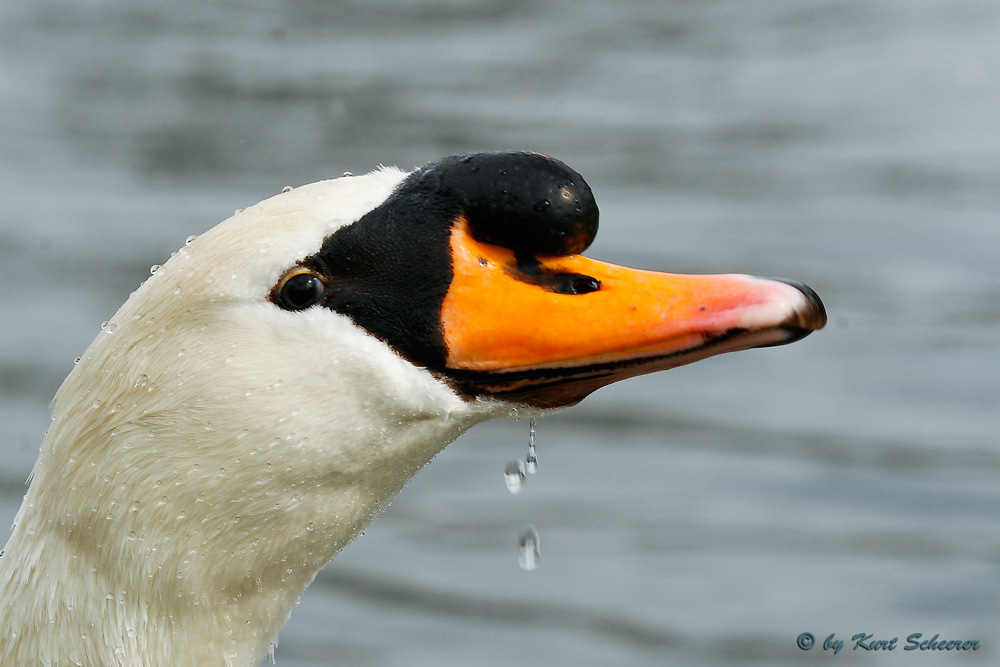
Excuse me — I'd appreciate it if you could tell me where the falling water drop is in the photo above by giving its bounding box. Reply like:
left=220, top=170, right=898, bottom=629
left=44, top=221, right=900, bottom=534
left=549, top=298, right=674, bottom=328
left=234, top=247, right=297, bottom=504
left=518, top=525, right=540, bottom=571
left=504, top=460, right=526, bottom=494
left=525, top=418, right=538, bottom=474
left=149, top=265, right=161, bottom=275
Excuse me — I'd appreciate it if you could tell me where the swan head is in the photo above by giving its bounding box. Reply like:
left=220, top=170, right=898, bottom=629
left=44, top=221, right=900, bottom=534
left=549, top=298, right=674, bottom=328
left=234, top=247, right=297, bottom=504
left=1, top=152, right=825, bottom=666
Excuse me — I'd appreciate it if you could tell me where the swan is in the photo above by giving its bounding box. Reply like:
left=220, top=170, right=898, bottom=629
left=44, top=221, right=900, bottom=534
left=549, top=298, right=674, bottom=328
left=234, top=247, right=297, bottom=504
left=0, top=151, right=825, bottom=666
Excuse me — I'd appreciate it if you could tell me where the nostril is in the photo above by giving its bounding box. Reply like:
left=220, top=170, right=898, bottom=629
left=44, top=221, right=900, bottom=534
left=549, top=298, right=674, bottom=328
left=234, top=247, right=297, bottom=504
left=571, top=276, right=601, bottom=294
left=552, top=274, right=600, bottom=295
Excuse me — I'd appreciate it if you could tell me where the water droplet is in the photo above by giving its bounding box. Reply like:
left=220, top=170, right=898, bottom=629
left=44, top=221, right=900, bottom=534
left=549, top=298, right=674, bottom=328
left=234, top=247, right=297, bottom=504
left=533, top=199, right=550, bottom=212
left=73, top=357, right=81, bottom=365
left=135, top=374, right=149, bottom=388
left=101, top=321, right=108, bottom=329
left=504, top=460, right=526, bottom=494
left=225, top=355, right=236, bottom=363
left=92, top=399, right=102, bottom=409
left=150, top=265, right=161, bottom=275
left=525, top=417, right=538, bottom=474
left=105, top=323, right=116, bottom=333
left=131, top=501, right=140, bottom=512
left=281, top=185, right=293, bottom=193
left=508, top=407, right=519, bottom=420
left=185, top=235, right=198, bottom=245
left=234, top=209, right=244, bottom=215
left=342, top=171, right=353, bottom=177
left=518, top=525, right=540, bottom=570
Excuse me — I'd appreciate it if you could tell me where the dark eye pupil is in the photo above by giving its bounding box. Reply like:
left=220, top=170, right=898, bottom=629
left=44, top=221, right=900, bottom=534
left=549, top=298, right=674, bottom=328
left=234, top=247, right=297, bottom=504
left=279, top=273, right=325, bottom=310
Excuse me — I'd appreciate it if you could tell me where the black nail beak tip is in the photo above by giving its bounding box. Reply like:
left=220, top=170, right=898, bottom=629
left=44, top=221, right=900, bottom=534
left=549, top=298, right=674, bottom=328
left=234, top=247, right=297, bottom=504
left=752, top=278, right=827, bottom=348
left=773, top=278, right=828, bottom=331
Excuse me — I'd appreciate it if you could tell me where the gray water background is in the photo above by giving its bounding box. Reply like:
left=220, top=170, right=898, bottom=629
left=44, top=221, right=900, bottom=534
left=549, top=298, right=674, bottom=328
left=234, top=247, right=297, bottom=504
left=1, top=0, right=999, bottom=665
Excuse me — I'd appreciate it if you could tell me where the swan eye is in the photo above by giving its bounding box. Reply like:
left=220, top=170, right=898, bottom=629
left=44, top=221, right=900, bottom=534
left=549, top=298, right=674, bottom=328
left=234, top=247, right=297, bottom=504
left=278, top=272, right=326, bottom=310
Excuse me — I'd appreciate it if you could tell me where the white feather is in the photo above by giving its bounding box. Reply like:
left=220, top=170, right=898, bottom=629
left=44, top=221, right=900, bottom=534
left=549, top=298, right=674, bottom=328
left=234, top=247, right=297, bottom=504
left=0, top=167, right=514, bottom=666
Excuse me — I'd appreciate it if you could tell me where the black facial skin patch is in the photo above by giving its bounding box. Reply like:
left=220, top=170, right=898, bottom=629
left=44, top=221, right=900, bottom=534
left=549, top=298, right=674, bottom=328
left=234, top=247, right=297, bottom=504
left=271, top=151, right=601, bottom=375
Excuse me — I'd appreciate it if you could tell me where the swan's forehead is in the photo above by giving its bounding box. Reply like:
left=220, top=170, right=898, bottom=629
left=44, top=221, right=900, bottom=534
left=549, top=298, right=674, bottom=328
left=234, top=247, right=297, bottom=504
left=189, top=167, right=408, bottom=297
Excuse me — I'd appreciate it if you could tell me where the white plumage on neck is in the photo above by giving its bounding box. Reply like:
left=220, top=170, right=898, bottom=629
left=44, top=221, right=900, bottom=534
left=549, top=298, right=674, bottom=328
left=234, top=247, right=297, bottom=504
left=0, top=168, right=510, bottom=666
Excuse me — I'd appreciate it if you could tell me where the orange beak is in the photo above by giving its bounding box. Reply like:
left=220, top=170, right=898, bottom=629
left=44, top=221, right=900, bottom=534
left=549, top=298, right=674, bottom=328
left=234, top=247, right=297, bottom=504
left=441, top=217, right=826, bottom=407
